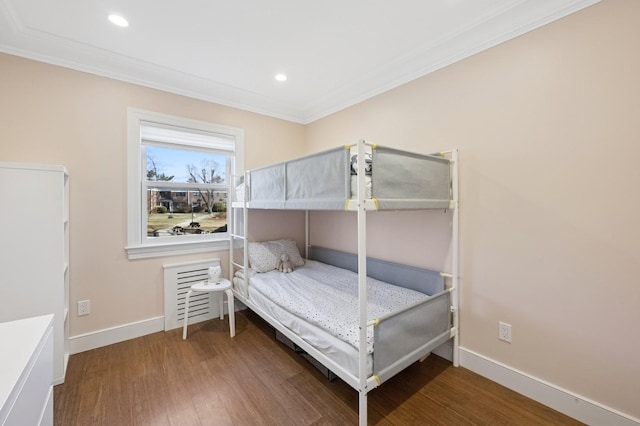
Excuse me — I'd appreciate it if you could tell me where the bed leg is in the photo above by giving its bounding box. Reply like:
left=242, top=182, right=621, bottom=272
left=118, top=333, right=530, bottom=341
left=359, top=391, right=367, bottom=426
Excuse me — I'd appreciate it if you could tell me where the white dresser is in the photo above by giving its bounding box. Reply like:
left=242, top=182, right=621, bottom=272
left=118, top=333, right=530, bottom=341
left=0, top=162, right=69, bottom=384
left=0, top=315, right=54, bottom=426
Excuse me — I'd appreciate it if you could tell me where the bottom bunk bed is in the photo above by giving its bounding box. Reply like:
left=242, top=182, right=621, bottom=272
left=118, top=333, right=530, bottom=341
left=231, top=243, right=454, bottom=411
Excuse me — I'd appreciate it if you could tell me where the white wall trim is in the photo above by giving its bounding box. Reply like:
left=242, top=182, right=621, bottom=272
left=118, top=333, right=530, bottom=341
left=459, top=347, right=639, bottom=426
left=69, top=316, right=164, bottom=355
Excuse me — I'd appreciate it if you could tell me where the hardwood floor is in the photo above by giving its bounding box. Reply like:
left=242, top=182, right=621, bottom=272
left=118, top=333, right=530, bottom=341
left=54, top=310, right=582, bottom=425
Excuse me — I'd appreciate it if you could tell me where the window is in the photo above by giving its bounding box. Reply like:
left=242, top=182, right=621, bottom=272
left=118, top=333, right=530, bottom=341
left=126, top=109, right=243, bottom=259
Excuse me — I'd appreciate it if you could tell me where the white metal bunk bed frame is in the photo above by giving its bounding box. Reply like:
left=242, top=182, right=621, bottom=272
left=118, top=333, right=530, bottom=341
left=229, top=140, right=459, bottom=426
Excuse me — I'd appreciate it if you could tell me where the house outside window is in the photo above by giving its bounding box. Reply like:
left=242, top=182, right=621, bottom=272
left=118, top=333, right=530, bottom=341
left=126, top=108, right=244, bottom=259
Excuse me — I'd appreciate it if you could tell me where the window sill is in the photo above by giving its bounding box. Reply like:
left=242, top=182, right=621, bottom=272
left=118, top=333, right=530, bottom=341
left=125, top=238, right=229, bottom=260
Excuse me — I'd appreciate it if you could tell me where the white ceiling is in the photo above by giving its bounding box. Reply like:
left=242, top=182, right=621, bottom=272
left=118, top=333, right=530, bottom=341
left=0, top=0, right=599, bottom=124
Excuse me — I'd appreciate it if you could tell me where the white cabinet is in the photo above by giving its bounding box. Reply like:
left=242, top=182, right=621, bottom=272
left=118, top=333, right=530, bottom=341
left=0, top=162, right=69, bottom=384
left=0, top=314, right=54, bottom=426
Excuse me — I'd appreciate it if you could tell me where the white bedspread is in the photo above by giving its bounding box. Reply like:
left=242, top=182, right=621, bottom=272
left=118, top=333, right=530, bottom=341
left=248, top=260, right=428, bottom=353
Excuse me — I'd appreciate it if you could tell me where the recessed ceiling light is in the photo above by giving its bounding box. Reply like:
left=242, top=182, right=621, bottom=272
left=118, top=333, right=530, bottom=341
left=108, top=14, right=129, bottom=27
left=275, top=73, right=288, bottom=82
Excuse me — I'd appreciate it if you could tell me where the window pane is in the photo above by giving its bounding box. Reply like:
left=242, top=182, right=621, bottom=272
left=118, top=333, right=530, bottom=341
left=145, top=146, right=227, bottom=184
left=147, top=187, right=228, bottom=237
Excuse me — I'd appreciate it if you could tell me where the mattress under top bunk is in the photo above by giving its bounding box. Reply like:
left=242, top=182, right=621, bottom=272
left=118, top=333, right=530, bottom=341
left=239, top=143, right=452, bottom=210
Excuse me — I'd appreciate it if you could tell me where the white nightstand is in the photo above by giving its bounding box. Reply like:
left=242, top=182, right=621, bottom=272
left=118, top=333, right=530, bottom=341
left=182, top=278, right=235, bottom=340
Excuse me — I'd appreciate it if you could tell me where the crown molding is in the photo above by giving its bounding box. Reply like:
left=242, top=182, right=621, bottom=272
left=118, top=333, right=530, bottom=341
left=0, top=0, right=601, bottom=124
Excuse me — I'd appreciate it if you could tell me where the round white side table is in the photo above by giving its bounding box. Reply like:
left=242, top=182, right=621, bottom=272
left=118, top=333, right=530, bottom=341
left=182, top=278, right=235, bottom=340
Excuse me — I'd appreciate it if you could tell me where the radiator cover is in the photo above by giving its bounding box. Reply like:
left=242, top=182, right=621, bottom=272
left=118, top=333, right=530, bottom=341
left=163, top=258, right=221, bottom=331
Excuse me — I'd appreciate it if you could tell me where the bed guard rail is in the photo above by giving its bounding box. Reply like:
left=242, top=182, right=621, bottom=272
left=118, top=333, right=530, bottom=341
left=372, top=289, right=451, bottom=384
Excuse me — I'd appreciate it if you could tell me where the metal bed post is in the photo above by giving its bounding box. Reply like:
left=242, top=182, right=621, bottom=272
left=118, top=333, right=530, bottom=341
left=356, top=140, right=369, bottom=426
left=451, top=149, right=460, bottom=367
left=435, top=148, right=460, bottom=367
left=305, top=210, right=310, bottom=259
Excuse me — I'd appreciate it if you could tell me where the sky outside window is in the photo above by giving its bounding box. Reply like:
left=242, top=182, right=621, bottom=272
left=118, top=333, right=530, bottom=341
left=145, top=146, right=226, bottom=183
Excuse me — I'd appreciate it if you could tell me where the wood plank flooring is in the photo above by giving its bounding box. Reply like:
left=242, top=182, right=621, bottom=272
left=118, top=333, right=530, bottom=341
left=54, top=310, right=583, bottom=425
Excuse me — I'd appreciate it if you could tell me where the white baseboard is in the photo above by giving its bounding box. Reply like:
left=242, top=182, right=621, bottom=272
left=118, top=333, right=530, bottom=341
left=69, top=316, right=164, bottom=355
left=68, top=306, right=248, bottom=355
left=459, top=347, right=639, bottom=426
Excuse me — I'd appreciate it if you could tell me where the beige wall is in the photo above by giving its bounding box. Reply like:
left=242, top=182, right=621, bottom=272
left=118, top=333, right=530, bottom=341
left=306, top=0, right=640, bottom=418
left=1, top=0, right=639, bottom=420
left=0, top=53, right=306, bottom=336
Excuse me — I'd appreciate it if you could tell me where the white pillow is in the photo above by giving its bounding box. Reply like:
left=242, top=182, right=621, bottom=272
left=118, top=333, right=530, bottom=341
left=274, top=239, right=305, bottom=267
left=248, top=239, right=304, bottom=273
left=247, top=241, right=279, bottom=273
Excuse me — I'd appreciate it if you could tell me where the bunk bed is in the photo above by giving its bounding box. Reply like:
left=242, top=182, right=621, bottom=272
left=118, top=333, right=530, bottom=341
left=229, top=141, right=459, bottom=426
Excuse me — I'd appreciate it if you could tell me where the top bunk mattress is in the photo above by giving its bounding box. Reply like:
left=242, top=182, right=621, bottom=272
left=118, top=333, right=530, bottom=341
left=242, top=143, right=451, bottom=210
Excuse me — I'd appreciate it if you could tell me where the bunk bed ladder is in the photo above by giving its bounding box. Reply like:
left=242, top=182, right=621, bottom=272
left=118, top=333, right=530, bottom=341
left=229, top=173, right=249, bottom=296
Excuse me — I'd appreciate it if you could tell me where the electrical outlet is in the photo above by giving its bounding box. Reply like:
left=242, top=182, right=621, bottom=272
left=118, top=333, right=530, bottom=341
left=498, top=321, right=512, bottom=343
left=78, top=300, right=90, bottom=316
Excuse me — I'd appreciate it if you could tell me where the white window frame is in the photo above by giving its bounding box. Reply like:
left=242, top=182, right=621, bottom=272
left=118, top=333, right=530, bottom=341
left=126, top=108, right=244, bottom=260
